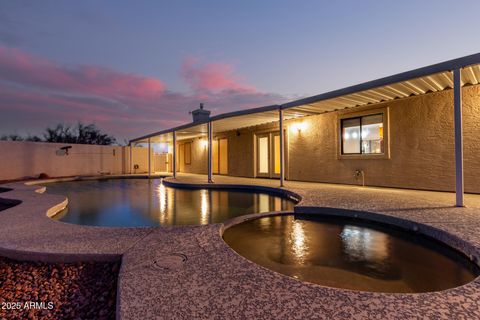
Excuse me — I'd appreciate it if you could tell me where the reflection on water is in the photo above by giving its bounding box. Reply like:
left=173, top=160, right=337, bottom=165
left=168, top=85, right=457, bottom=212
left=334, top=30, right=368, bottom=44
left=200, top=189, right=208, bottom=225
left=46, top=179, right=295, bottom=227
left=291, top=220, right=307, bottom=264
left=158, top=182, right=167, bottom=214
left=223, top=215, right=480, bottom=293
left=340, top=226, right=393, bottom=278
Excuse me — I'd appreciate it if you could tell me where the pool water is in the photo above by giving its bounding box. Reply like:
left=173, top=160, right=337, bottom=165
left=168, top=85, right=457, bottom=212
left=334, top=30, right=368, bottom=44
left=0, top=198, right=21, bottom=212
left=45, top=179, right=295, bottom=227
left=223, top=214, right=480, bottom=293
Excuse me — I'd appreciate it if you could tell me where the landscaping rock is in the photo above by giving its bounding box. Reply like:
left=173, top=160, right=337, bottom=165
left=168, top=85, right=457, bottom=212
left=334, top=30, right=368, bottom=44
left=0, top=256, right=119, bottom=320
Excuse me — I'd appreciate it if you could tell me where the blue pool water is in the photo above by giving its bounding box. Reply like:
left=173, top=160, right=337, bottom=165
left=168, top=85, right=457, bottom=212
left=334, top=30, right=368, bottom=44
left=45, top=179, right=295, bottom=227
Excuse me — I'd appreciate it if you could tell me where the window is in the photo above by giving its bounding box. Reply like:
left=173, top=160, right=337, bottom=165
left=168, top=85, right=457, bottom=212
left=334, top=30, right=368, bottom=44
left=258, top=136, right=269, bottom=174
left=341, top=114, right=384, bottom=155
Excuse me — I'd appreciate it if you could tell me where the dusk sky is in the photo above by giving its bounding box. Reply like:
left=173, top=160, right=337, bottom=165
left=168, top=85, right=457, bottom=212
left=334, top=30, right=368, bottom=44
left=1, top=1, right=479, bottom=142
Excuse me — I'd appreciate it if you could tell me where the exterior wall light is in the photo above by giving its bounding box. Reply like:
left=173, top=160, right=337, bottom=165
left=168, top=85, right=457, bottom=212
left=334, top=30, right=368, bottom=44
left=290, top=122, right=308, bottom=133
left=55, top=145, right=72, bottom=156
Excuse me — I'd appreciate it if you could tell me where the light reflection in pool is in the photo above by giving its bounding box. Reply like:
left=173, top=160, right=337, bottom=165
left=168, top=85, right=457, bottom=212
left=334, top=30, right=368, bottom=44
left=291, top=220, right=307, bottom=264
left=223, top=214, right=480, bottom=293
left=341, top=226, right=390, bottom=262
left=200, top=189, right=209, bottom=225
left=158, top=183, right=167, bottom=214
left=46, top=179, right=295, bottom=227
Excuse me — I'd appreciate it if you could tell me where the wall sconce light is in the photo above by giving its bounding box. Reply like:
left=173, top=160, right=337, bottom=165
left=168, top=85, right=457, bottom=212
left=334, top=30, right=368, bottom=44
left=201, top=139, right=208, bottom=148
left=290, top=122, right=308, bottom=133
left=55, top=145, right=72, bottom=156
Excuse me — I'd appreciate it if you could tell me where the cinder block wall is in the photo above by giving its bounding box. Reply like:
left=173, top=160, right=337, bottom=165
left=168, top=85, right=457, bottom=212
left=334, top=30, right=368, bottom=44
left=0, top=141, right=129, bottom=181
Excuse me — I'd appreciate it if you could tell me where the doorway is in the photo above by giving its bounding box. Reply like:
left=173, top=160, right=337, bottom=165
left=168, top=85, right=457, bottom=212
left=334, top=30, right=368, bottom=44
left=256, top=132, right=283, bottom=178
left=212, top=138, right=228, bottom=175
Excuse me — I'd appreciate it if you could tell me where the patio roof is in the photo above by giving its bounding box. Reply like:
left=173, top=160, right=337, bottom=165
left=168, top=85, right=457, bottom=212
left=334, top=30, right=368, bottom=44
left=131, top=105, right=314, bottom=143
left=282, top=53, right=480, bottom=115
left=131, top=53, right=480, bottom=144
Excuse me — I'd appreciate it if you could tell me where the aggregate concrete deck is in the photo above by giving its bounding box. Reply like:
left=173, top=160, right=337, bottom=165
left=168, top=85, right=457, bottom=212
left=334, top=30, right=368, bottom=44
left=1, top=173, right=480, bottom=319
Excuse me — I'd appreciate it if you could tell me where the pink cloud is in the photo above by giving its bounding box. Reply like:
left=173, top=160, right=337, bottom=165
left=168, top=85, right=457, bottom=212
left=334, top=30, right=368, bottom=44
left=181, top=57, right=256, bottom=93
left=0, top=46, right=288, bottom=141
left=0, top=46, right=165, bottom=98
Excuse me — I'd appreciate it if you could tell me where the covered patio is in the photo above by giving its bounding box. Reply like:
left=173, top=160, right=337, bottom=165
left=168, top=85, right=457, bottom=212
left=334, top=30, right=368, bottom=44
left=130, top=53, right=480, bottom=207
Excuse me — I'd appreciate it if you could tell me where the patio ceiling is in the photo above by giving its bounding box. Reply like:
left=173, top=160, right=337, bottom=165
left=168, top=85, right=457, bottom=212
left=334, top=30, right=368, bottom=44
left=210, top=105, right=313, bottom=133
left=131, top=122, right=208, bottom=143
left=132, top=105, right=314, bottom=143
left=131, top=53, right=480, bottom=144
left=136, top=124, right=208, bottom=144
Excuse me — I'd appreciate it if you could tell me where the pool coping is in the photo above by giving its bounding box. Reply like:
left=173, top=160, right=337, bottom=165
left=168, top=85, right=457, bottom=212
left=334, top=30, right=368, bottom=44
left=0, top=174, right=480, bottom=319
left=162, top=178, right=302, bottom=203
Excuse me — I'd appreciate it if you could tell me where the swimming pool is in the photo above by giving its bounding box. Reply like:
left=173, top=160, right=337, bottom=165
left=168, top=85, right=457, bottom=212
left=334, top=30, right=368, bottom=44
left=45, top=179, right=295, bottom=227
left=223, top=214, right=480, bottom=293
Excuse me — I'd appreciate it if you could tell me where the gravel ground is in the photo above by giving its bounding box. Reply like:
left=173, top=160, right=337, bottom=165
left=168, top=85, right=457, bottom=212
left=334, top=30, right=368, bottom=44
left=0, top=257, right=120, bottom=319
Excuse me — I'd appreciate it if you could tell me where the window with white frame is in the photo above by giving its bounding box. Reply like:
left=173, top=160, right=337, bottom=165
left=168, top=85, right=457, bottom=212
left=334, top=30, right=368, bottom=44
left=341, top=114, right=384, bottom=155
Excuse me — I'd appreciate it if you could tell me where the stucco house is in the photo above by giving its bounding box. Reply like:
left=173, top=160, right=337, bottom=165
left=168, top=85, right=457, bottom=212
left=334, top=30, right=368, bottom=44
left=130, top=53, right=480, bottom=206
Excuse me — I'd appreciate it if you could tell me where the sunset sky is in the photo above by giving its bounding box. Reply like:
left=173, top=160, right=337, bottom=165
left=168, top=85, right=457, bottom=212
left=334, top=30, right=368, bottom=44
left=1, top=1, right=479, bottom=142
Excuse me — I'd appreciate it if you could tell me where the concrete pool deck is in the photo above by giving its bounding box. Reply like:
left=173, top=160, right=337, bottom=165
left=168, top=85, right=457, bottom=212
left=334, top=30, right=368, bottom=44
left=1, top=173, right=480, bottom=319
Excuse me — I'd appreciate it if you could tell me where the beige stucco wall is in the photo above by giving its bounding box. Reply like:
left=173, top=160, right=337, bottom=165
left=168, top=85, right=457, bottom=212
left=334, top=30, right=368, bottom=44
left=462, top=86, right=480, bottom=192
left=177, top=138, right=208, bottom=174
left=207, top=85, right=480, bottom=193
left=0, top=141, right=128, bottom=181
left=129, top=146, right=150, bottom=174
left=224, top=128, right=256, bottom=178
left=129, top=146, right=174, bottom=174
left=287, top=85, right=480, bottom=193
left=174, top=132, right=255, bottom=177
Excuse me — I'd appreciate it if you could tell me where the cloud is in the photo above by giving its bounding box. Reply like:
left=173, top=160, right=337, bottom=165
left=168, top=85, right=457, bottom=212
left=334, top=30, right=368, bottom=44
left=181, top=57, right=256, bottom=93
left=0, top=46, right=289, bottom=141
left=0, top=46, right=166, bottom=98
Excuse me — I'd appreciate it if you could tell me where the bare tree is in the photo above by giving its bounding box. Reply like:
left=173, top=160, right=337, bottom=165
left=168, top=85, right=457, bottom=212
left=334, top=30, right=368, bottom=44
left=75, top=123, right=116, bottom=145
left=43, top=124, right=75, bottom=143
left=1, top=123, right=116, bottom=145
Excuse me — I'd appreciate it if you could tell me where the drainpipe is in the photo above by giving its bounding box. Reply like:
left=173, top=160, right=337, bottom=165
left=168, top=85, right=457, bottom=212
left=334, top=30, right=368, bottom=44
left=208, top=121, right=213, bottom=183
left=129, top=142, right=133, bottom=174
left=173, top=131, right=177, bottom=179
left=453, top=68, right=464, bottom=207
left=279, top=108, right=285, bottom=187
left=148, top=138, right=151, bottom=177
